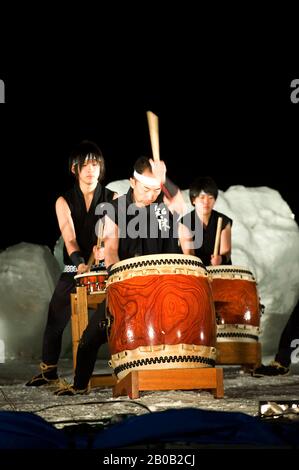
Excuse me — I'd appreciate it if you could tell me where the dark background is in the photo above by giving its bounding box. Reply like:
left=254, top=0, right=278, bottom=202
left=0, top=68, right=298, bottom=251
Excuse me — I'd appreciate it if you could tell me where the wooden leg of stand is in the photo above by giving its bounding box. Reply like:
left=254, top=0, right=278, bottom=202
left=76, top=286, right=89, bottom=334
left=71, top=288, right=113, bottom=388
left=213, top=368, right=224, bottom=398
left=113, top=371, right=140, bottom=399
left=71, top=293, right=79, bottom=371
left=71, top=287, right=89, bottom=373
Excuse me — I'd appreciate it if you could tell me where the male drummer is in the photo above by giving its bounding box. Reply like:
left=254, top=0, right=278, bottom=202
left=104, top=156, right=187, bottom=267
left=26, top=141, right=117, bottom=388
left=55, top=156, right=189, bottom=395
left=180, top=176, right=232, bottom=266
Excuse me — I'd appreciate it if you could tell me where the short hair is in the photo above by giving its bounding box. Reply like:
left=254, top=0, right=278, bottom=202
left=189, top=176, right=218, bottom=202
left=133, top=156, right=152, bottom=175
left=69, top=140, right=105, bottom=181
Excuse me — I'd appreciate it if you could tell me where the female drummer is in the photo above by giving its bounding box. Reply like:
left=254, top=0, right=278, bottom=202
left=181, top=176, right=233, bottom=266
left=26, top=141, right=117, bottom=387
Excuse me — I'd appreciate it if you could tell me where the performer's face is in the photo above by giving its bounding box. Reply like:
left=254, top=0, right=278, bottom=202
left=130, top=170, right=161, bottom=207
left=78, top=160, right=101, bottom=185
left=193, top=192, right=216, bottom=216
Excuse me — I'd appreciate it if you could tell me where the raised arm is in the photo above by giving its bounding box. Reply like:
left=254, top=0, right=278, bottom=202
left=149, top=159, right=188, bottom=216
left=103, top=215, right=120, bottom=270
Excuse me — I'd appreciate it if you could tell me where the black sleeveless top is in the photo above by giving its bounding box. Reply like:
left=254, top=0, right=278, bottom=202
left=108, top=188, right=182, bottom=261
left=62, top=181, right=114, bottom=265
left=182, top=209, right=232, bottom=266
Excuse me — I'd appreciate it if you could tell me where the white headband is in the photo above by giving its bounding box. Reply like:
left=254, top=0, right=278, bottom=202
left=133, top=170, right=160, bottom=188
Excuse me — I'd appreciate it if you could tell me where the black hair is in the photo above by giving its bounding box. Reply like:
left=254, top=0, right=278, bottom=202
left=133, top=156, right=152, bottom=175
left=189, top=176, right=218, bottom=203
left=69, top=140, right=105, bottom=181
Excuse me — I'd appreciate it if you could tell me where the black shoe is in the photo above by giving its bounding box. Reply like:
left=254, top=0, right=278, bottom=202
left=26, top=362, right=59, bottom=386
left=54, top=384, right=89, bottom=396
left=252, top=361, right=290, bottom=377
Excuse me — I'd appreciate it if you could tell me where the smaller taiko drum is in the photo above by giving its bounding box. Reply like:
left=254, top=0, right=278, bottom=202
left=106, top=254, right=217, bottom=380
left=207, top=265, right=261, bottom=343
left=74, top=270, right=108, bottom=294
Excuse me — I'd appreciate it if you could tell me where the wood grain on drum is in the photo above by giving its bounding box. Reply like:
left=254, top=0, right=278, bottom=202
left=107, top=274, right=216, bottom=354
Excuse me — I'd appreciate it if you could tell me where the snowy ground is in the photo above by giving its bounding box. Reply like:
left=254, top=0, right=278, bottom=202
left=1, top=358, right=299, bottom=429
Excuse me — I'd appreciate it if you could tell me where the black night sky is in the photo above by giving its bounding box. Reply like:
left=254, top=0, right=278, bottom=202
left=0, top=67, right=298, bottom=251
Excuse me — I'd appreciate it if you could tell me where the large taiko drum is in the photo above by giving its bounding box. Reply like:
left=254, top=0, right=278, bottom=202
left=106, top=254, right=217, bottom=380
left=74, top=270, right=108, bottom=294
left=207, top=266, right=260, bottom=343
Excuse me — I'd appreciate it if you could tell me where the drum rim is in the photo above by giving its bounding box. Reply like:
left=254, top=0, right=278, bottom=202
left=207, top=265, right=255, bottom=278
left=74, top=271, right=108, bottom=279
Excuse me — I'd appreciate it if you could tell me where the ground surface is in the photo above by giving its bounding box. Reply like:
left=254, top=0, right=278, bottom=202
left=1, top=358, right=299, bottom=428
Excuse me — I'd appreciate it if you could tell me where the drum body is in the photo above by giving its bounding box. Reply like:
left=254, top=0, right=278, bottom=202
left=74, top=270, right=108, bottom=294
left=207, top=266, right=260, bottom=343
left=106, top=254, right=216, bottom=380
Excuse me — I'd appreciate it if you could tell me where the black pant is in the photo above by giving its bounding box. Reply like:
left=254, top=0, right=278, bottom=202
left=275, top=300, right=299, bottom=367
left=42, top=273, right=75, bottom=365
left=74, top=302, right=108, bottom=389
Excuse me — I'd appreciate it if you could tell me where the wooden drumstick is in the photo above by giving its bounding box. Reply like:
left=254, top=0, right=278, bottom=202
left=87, top=252, right=95, bottom=270
left=87, top=219, right=104, bottom=269
left=146, top=110, right=160, bottom=161
left=95, top=219, right=104, bottom=266
left=213, top=217, right=223, bottom=257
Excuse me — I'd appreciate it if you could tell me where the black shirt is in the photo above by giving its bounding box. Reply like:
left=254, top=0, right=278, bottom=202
left=107, top=188, right=182, bottom=261
left=62, top=181, right=114, bottom=265
left=181, top=209, right=232, bottom=266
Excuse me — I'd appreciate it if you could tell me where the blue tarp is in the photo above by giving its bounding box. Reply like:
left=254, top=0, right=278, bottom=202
left=1, top=408, right=299, bottom=449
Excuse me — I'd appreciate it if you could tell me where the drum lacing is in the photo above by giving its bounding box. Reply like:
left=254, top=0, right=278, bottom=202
left=113, top=355, right=215, bottom=377
left=109, top=258, right=206, bottom=277
left=217, top=332, right=259, bottom=340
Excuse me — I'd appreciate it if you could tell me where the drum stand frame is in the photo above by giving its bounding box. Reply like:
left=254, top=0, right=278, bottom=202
left=71, top=286, right=224, bottom=398
left=71, top=286, right=117, bottom=389
left=113, top=367, right=224, bottom=399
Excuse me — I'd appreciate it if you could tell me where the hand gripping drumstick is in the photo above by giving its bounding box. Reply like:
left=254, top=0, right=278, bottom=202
left=213, top=217, right=223, bottom=257
left=146, top=110, right=160, bottom=161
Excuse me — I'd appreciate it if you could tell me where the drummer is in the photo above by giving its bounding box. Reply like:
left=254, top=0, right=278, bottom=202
left=55, top=156, right=189, bottom=395
left=180, top=176, right=233, bottom=266
left=26, top=141, right=117, bottom=388
left=104, top=156, right=188, bottom=268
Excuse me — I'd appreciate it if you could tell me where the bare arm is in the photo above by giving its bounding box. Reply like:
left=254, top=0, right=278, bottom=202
left=92, top=192, right=119, bottom=263
left=178, top=222, right=195, bottom=255
left=220, top=223, right=232, bottom=258
left=55, top=196, right=89, bottom=273
left=103, top=216, right=120, bottom=268
left=211, top=223, right=232, bottom=265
